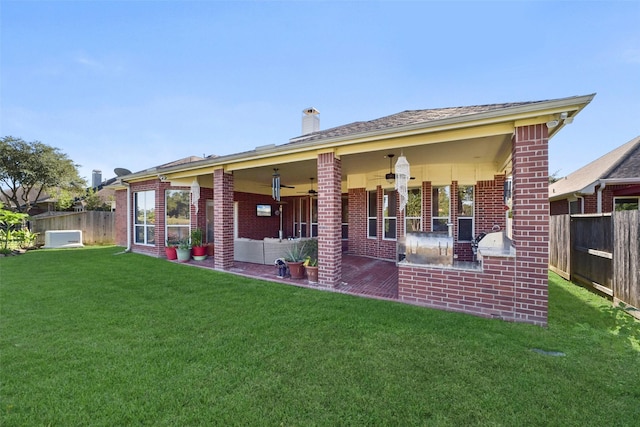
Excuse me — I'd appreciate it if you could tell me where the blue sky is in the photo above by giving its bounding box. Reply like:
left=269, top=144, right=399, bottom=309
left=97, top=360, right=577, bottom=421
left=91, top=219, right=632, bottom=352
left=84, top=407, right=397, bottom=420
left=2, top=1, right=639, bottom=183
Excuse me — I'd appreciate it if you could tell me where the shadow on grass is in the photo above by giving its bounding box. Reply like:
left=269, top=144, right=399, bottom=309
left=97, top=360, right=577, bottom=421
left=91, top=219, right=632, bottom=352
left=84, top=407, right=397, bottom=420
left=548, top=271, right=640, bottom=353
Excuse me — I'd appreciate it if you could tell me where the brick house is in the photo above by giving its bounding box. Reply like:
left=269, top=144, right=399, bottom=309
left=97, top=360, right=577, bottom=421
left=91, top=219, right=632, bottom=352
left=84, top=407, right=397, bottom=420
left=112, top=94, right=594, bottom=326
left=549, top=135, right=640, bottom=215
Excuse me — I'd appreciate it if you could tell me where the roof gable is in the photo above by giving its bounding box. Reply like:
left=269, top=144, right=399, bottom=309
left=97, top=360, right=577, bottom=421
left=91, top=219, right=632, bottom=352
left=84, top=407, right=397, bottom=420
left=549, top=135, right=640, bottom=199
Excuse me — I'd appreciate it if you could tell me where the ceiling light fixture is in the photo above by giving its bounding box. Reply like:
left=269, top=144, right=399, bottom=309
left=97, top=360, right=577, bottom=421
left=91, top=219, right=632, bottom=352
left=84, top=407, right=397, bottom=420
left=385, top=154, right=396, bottom=183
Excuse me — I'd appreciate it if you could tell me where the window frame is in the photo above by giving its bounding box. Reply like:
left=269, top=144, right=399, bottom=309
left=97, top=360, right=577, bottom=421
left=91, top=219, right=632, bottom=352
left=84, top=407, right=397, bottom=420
left=367, top=190, right=377, bottom=239
left=134, top=190, right=156, bottom=246
left=165, top=189, right=191, bottom=245
left=457, top=185, right=474, bottom=242
left=614, top=196, right=639, bottom=211
left=432, top=185, right=450, bottom=233
left=383, top=189, right=397, bottom=240
left=569, top=197, right=583, bottom=215
left=404, top=187, right=422, bottom=234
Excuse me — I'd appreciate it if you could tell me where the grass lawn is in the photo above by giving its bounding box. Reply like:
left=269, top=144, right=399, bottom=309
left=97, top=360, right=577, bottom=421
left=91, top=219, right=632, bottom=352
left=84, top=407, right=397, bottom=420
left=1, top=247, right=639, bottom=426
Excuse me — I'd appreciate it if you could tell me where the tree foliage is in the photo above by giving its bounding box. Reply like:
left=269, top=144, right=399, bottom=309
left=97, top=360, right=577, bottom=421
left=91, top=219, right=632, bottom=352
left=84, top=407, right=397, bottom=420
left=0, top=136, right=86, bottom=213
left=84, top=187, right=112, bottom=211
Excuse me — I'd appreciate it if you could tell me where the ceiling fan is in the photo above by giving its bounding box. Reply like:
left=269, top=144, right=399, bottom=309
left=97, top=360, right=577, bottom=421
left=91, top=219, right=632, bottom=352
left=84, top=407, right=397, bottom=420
left=298, top=177, right=317, bottom=195
left=381, top=154, right=415, bottom=183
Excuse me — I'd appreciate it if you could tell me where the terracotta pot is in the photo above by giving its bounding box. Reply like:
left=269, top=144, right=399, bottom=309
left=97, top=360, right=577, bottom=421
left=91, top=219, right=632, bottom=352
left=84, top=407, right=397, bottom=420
left=192, top=246, right=207, bottom=257
left=165, top=246, right=177, bottom=260
left=305, top=265, right=318, bottom=283
left=288, top=261, right=306, bottom=279
left=206, top=243, right=215, bottom=256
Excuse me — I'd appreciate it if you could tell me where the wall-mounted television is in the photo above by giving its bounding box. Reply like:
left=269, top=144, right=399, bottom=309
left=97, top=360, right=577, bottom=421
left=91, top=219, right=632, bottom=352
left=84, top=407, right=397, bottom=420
left=256, top=204, right=272, bottom=217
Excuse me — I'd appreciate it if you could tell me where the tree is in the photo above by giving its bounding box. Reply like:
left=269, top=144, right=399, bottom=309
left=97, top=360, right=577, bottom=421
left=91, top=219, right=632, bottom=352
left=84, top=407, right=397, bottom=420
left=0, top=136, right=86, bottom=213
left=549, top=169, right=563, bottom=184
left=84, top=187, right=112, bottom=211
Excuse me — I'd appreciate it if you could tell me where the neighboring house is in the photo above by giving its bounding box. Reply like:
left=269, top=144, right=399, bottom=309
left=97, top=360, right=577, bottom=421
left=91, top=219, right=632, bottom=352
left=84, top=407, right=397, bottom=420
left=1, top=187, right=57, bottom=215
left=111, top=94, right=595, bottom=326
left=549, top=135, right=640, bottom=215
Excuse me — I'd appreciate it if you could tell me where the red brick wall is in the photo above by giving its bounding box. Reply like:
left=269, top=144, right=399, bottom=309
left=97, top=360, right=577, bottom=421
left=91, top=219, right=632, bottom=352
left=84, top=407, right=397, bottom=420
left=584, top=193, right=597, bottom=213
left=511, top=124, right=549, bottom=325
left=550, top=200, right=569, bottom=215
left=317, top=152, right=342, bottom=286
left=347, top=188, right=366, bottom=256
left=399, top=255, right=520, bottom=322
left=191, top=186, right=213, bottom=239
left=235, top=192, right=282, bottom=239
left=475, top=175, right=507, bottom=234
left=398, top=126, right=550, bottom=326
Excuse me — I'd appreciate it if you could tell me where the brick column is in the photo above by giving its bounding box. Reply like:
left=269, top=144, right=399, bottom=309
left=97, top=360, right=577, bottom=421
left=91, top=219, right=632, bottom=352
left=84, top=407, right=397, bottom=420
left=213, top=168, right=234, bottom=270
left=317, top=152, right=342, bottom=287
left=512, top=124, right=549, bottom=326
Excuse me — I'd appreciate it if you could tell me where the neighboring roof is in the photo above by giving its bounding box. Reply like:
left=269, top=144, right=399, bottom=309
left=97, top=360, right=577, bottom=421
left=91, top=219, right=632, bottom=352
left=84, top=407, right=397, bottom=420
left=549, top=135, right=640, bottom=199
left=289, top=101, right=546, bottom=143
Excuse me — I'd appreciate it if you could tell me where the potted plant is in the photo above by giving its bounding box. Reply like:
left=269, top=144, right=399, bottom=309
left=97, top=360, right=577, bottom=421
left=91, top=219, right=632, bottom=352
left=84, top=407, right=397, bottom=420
left=304, top=256, right=318, bottom=283
left=165, top=239, right=178, bottom=260
left=176, top=238, right=192, bottom=262
left=303, top=238, right=319, bottom=283
left=284, top=240, right=308, bottom=279
left=190, top=228, right=207, bottom=260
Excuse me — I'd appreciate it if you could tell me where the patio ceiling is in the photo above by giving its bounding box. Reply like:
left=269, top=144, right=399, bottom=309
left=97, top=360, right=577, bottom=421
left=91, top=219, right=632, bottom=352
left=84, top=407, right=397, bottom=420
left=227, top=131, right=512, bottom=194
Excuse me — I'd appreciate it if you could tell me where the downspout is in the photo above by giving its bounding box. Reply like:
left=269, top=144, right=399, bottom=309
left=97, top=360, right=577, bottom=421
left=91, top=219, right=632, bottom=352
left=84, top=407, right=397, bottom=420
left=596, top=180, right=606, bottom=214
left=123, top=180, right=132, bottom=252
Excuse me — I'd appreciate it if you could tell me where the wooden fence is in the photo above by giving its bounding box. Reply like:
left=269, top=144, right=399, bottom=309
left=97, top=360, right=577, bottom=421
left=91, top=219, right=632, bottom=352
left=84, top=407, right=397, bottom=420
left=549, top=211, right=640, bottom=316
left=31, top=211, right=116, bottom=246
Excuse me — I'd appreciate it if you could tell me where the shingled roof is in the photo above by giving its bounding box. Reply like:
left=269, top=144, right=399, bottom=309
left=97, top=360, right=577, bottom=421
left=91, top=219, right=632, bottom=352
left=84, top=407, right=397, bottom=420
left=289, top=100, right=547, bottom=143
left=549, top=135, right=640, bottom=199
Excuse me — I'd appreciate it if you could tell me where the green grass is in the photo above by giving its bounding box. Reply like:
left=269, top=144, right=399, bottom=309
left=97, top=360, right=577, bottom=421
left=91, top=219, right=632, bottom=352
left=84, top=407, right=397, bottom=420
left=1, top=247, right=639, bottom=426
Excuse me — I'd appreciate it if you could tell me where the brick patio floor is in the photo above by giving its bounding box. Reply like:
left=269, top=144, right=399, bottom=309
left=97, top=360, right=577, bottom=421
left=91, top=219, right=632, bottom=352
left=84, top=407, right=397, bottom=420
left=186, top=254, right=399, bottom=301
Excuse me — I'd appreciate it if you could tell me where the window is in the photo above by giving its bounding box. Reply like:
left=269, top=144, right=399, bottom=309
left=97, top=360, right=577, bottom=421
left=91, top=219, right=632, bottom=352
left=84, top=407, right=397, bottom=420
left=432, top=186, right=450, bottom=232
left=134, top=190, right=155, bottom=245
left=311, top=197, right=318, bottom=237
left=165, top=190, right=190, bottom=245
left=368, top=190, right=377, bottom=238
left=457, top=185, right=474, bottom=241
left=569, top=198, right=583, bottom=214
left=405, top=188, right=421, bottom=233
left=614, top=197, right=639, bottom=211
left=383, top=189, right=397, bottom=239
left=294, top=198, right=307, bottom=238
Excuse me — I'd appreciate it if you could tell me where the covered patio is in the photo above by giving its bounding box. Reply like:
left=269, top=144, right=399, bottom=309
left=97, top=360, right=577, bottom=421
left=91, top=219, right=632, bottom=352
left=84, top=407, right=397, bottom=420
left=113, top=94, right=595, bottom=325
